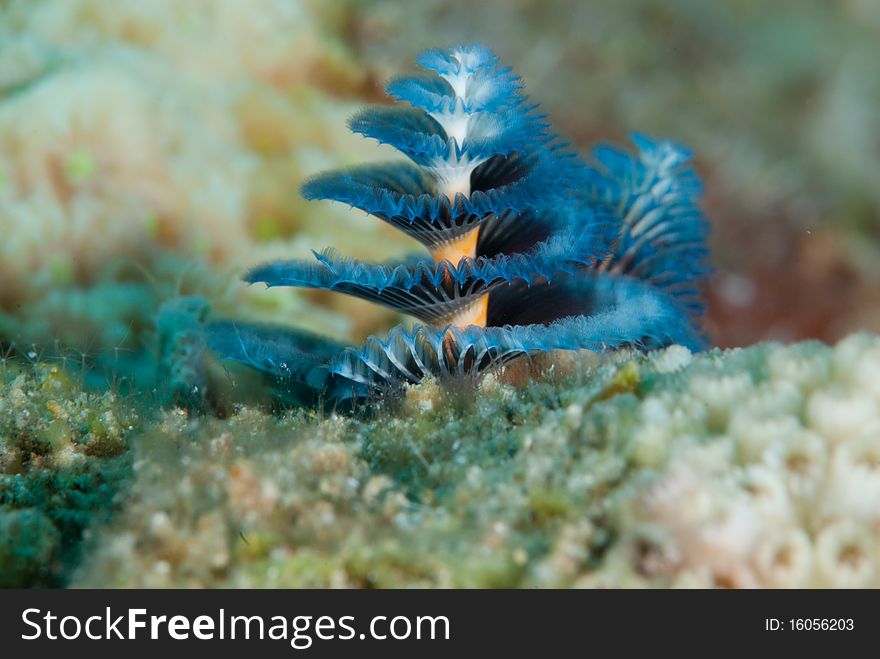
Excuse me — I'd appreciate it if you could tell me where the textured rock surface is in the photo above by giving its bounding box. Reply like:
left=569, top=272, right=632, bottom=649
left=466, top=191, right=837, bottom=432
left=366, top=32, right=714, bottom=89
left=41, top=333, right=877, bottom=588
left=0, top=360, right=136, bottom=585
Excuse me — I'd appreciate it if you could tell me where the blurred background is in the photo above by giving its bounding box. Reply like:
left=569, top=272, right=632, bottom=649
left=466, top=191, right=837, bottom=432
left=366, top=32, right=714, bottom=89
left=0, top=0, right=877, bottom=379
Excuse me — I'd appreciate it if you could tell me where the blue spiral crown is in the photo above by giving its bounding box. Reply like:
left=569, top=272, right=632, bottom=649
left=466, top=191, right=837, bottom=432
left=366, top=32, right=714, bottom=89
left=206, top=44, right=710, bottom=404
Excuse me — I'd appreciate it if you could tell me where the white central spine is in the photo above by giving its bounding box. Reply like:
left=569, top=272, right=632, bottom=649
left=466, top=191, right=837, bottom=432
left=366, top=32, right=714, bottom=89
left=429, top=54, right=483, bottom=201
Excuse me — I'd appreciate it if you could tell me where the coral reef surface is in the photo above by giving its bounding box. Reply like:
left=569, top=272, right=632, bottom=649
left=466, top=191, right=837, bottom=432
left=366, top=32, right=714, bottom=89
left=46, top=333, right=879, bottom=588
left=0, top=359, right=137, bottom=586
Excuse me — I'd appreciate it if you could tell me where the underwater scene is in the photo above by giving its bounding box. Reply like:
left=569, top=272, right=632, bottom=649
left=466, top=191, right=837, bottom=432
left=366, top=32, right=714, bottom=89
left=1, top=0, right=879, bottom=589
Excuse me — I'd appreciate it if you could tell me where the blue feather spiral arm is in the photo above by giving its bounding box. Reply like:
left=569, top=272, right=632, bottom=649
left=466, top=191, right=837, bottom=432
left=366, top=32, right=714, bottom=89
left=207, top=44, right=711, bottom=404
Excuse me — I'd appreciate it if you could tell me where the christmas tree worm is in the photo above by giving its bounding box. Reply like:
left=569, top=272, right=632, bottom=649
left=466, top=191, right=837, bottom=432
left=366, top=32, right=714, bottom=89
left=206, top=45, right=710, bottom=404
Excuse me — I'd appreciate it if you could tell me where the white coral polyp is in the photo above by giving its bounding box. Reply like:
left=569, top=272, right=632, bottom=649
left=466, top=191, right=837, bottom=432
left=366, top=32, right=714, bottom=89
left=806, top=387, right=878, bottom=445
left=849, top=343, right=880, bottom=403
left=729, top=413, right=801, bottom=463
left=762, top=427, right=828, bottom=501
left=752, top=528, right=813, bottom=588
left=831, top=332, right=877, bottom=377
left=737, top=464, right=794, bottom=523
left=738, top=380, right=803, bottom=420
left=688, top=372, right=752, bottom=428
left=822, top=424, right=880, bottom=522
left=649, top=344, right=693, bottom=373
left=636, top=463, right=762, bottom=585
left=640, top=391, right=707, bottom=438
left=629, top=424, right=671, bottom=468
left=767, top=344, right=831, bottom=391
left=814, top=521, right=876, bottom=587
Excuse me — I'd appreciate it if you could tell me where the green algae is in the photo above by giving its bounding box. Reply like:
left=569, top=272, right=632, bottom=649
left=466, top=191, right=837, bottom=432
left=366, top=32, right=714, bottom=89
left=0, top=508, right=61, bottom=587
left=63, top=148, right=98, bottom=184
left=0, top=361, right=137, bottom=586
